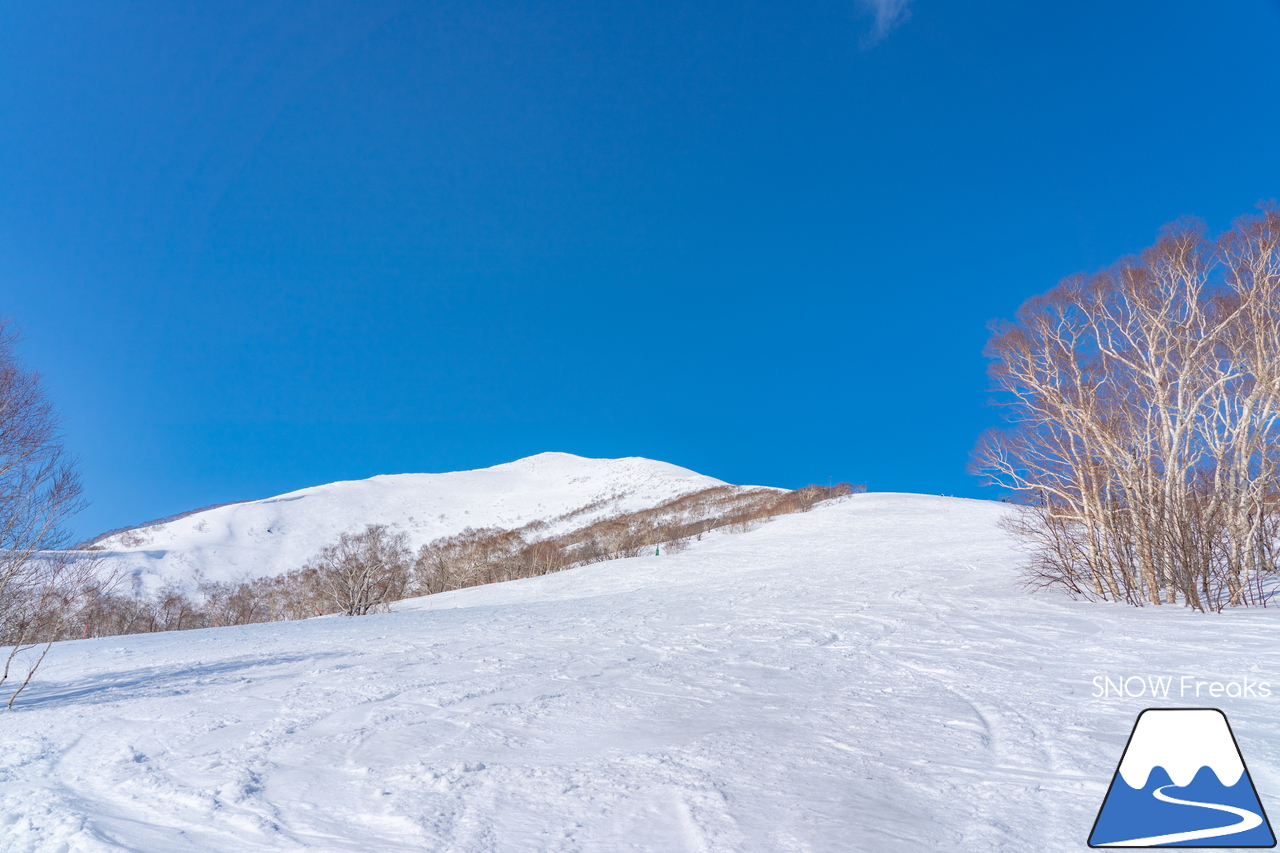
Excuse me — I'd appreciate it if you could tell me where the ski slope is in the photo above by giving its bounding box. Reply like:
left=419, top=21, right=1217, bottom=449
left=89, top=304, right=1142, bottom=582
left=85, top=453, right=727, bottom=595
left=4, top=492, right=1280, bottom=851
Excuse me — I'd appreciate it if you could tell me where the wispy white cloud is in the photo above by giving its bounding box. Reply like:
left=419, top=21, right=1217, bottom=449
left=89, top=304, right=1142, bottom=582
left=858, top=0, right=912, bottom=45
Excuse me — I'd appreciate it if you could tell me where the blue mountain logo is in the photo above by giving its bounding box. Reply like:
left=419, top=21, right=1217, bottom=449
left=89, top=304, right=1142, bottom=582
left=1089, top=708, right=1275, bottom=847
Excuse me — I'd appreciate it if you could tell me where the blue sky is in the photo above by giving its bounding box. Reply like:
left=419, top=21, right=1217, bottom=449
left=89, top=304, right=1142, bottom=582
left=2, top=0, right=1278, bottom=541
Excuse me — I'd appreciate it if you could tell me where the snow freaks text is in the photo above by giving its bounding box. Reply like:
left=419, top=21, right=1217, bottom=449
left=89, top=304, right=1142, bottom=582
left=1091, top=676, right=1271, bottom=700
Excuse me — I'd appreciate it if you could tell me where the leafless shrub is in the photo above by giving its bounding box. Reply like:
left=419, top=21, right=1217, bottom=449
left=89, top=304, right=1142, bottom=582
left=198, top=578, right=274, bottom=627
left=0, top=320, right=98, bottom=707
left=521, top=539, right=571, bottom=576
left=974, top=204, right=1280, bottom=610
left=412, top=526, right=523, bottom=593
left=42, top=480, right=858, bottom=641
left=298, top=524, right=412, bottom=616
left=537, top=483, right=854, bottom=563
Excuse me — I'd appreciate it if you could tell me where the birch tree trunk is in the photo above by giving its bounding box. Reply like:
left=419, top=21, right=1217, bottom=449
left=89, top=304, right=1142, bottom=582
left=974, top=205, right=1280, bottom=610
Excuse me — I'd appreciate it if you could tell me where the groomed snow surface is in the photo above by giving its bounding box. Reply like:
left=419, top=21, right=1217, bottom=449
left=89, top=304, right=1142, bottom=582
left=5, top=492, right=1280, bottom=851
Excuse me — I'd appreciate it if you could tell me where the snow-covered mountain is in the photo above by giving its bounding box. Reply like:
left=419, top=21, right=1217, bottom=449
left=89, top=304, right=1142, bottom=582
left=87, top=453, right=729, bottom=595
left=9, top=492, right=1280, bottom=852
left=1118, top=709, right=1245, bottom=789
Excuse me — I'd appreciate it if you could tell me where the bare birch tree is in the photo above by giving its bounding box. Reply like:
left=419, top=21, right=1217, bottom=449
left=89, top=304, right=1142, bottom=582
left=305, top=524, right=412, bottom=616
left=0, top=320, right=90, bottom=706
left=975, top=205, right=1280, bottom=610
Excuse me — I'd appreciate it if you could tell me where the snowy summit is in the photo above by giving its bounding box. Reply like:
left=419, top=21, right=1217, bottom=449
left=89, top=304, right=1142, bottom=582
left=86, top=453, right=727, bottom=595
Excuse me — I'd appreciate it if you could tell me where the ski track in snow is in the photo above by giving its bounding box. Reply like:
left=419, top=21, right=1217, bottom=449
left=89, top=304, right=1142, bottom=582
left=4, top=492, right=1280, bottom=851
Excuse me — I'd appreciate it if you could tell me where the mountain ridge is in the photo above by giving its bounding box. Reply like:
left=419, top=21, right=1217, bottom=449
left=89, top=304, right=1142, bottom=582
left=84, top=452, right=748, bottom=595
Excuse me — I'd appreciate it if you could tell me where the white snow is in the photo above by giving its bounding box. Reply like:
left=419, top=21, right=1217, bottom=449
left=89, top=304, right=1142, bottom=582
left=4, top=490, right=1280, bottom=851
left=1117, top=709, right=1245, bottom=789
left=86, top=453, right=727, bottom=595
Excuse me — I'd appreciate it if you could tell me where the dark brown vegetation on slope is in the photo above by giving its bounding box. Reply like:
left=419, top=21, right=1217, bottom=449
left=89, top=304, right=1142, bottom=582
left=39, top=483, right=858, bottom=640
